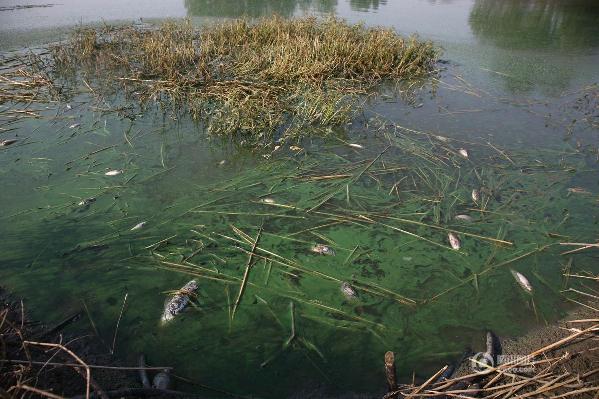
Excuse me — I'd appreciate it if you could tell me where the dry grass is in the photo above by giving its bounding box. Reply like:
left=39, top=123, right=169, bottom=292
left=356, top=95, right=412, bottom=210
left=50, top=16, right=437, bottom=144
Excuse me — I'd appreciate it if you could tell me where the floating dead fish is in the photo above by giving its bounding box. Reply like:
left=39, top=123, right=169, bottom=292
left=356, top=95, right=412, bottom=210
left=567, top=187, right=591, bottom=195
left=66, top=103, right=72, bottom=110
left=434, top=135, right=449, bottom=143
left=218, top=160, right=226, bottom=166
left=260, top=198, right=275, bottom=204
left=161, top=280, right=198, bottom=325
left=290, top=145, right=302, bottom=152
left=131, top=221, right=147, bottom=231
left=340, top=282, right=358, bottom=300
left=448, top=232, right=461, bottom=250
left=105, top=169, right=123, bottom=176
left=273, top=145, right=281, bottom=152
left=472, top=189, right=480, bottom=204
left=77, top=197, right=96, bottom=207
left=458, top=148, right=469, bottom=159
left=152, top=369, right=172, bottom=389
left=454, top=214, right=473, bottom=222
left=311, top=244, right=336, bottom=256
left=348, top=143, right=364, bottom=149
left=69, top=123, right=80, bottom=129
left=511, top=269, right=533, bottom=293
left=0, top=139, right=18, bottom=147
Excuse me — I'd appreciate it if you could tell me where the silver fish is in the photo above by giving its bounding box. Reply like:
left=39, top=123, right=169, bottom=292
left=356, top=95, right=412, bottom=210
left=78, top=197, right=96, bottom=207
left=161, top=280, right=198, bottom=325
left=260, top=198, right=275, bottom=204
left=458, top=148, right=469, bottom=159
left=152, top=369, right=172, bottom=389
left=434, top=135, right=449, bottom=143
left=69, top=123, right=80, bottom=129
left=131, top=221, right=147, bottom=231
left=348, top=143, right=364, bottom=149
left=511, top=270, right=533, bottom=293
left=0, top=139, right=18, bottom=147
left=472, top=189, right=480, bottom=204
left=105, top=169, right=123, bottom=176
left=311, top=244, right=335, bottom=256
left=454, top=214, right=473, bottom=222
left=340, top=282, right=358, bottom=300
left=448, top=232, right=461, bottom=250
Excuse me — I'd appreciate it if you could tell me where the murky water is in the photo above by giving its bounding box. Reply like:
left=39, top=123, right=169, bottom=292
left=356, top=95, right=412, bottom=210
left=1, top=1, right=598, bottom=397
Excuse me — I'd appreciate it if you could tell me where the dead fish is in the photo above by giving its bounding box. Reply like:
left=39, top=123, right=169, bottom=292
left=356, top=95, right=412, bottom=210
left=311, top=244, right=336, bottom=256
left=567, top=187, right=591, bottom=195
left=458, top=148, right=469, bottom=159
left=348, top=143, right=364, bottom=149
left=138, top=354, right=151, bottom=388
left=454, top=214, right=473, bottom=222
left=131, top=221, right=146, bottom=231
left=340, top=282, right=358, bottom=300
left=434, top=135, right=449, bottom=143
left=448, top=232, right=461, bottom=250
left=290, top=145, right=302, bottom=152
left=218, top=160, right=226, bottom=166
left=273, top=145, right=281, bottom=152
left=0, top=139, right=18, bottom=147
left=69, top=123, right=80, bottom=129
left=77, top=197, right=96, bottom=207
left=105, top=169, right=123, bottom=176
left=152, top=369, right=172, bottom=389
left=511, top=269, right=533, bottom=293
left=472, top=189, right=480, bottom=203
left=66, top=103, right=72, bottom=110
left=260, top=198, right=275, bottom=204
left=161, top=280, right=198, bottom=325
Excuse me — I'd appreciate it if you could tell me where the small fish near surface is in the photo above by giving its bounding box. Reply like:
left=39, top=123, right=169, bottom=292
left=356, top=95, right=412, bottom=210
left=105, top=169, right=123, bottom=176
left=448, top=232, right=461, bottom=250
left=340, top=282, right=358, bottom=300
left=457, top=148, right=469, bottom=159
left=311, top=244, right=336, bottom=256
left=77, top=197, right=96, bottom=207
left=161, top=279, right=199, bottom=325
left=0, top=139, right=18, bottom=147
left=511, top=269, right=533, bottom=293
left=260, top=197, right=276, bottom=204
left=130, top=221, right=147, bottom=231
left=454, top=214, right=473, bottom=222
left=348, top=143, right=364, bottom=149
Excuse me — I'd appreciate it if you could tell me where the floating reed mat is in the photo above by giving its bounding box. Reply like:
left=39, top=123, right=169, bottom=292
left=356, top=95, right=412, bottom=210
left=48, top=16, right=437, bottom=143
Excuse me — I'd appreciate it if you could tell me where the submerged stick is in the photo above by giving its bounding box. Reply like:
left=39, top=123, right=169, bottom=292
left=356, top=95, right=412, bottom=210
left=231, top=226, right=263, bottom=320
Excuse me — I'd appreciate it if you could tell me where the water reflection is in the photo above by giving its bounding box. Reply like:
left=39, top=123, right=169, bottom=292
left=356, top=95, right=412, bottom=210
left=469, top=0, right=599, bottom=49
left=184, top=0, right=337, bottom=18
left=349, top=0, right=387, bottom=12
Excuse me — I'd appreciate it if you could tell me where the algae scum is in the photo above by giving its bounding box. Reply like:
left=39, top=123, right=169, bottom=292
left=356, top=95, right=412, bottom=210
left=1, top=16, right=599, bottom=398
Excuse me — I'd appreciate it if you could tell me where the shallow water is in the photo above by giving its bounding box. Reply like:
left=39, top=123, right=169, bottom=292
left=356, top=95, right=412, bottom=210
left=1, top=1, right=599, bottom=398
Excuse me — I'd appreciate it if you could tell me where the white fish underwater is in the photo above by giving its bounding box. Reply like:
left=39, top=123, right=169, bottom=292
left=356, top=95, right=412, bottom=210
left=69, top=123, right=80, bottom=129
left=105, top=169, right=123, bottom=176
left=348, top=143, right=364, bottom=149
left=511, top=270, right=533, bottom=293
left=311, top=244, right=336, bottom=256
left=340, top=282, right=358, bottom=299
left=472, top=189, right=480, bottom=204
left=161, top=280, right=198, bottom=325
left=78, top=197, right=96, bottom=207
left=458, top=148, right=469, bottom=159
left=448, top=232, right=461, bottom=250
left=131, top=221, right=146, bottom=231
left=260, top=198, right=276, bottom=204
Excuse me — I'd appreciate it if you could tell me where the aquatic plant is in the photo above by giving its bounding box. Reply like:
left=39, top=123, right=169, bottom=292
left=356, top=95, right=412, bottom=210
left=50, top=16, right=437, bottom=144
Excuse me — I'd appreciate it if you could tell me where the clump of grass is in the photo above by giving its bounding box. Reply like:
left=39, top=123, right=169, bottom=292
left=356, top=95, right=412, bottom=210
left=51, top=16, right=438, bottom=144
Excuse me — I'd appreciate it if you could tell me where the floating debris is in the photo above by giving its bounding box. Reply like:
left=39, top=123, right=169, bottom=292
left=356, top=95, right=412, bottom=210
left=0, top=139, right=18, bottom=147
left=340, top=282, right=358, bottom=300
left=69, top=123, right=80, bottom=129
left=311, top=244, right=336, bottom=256
left=458, top=148, right=469, bottom=158
left=152, top=369, right=172, bottom=389
left=454, top=214, right=473, bottom=222
left=105, top=169, right=123, bottom=176
left=77, top=197, right=96, bottom=207
left=290, top=145, right=303, bottom=152
left=161, top=280, right=199, bottom=325
left=131, top=221, right=147, bottom=231
left=448, top=232, right=461, bottom=250
left=65, top=103, right=72, bottom=110
left=511, top=269, right=533, bottom=293
left=472, top=189, right=480, bottom=204
left=348, top=143, right=364, bottom=149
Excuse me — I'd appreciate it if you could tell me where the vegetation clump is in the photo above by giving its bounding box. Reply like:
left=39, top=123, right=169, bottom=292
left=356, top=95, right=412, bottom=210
left=51, top=16, right=437, bottom=143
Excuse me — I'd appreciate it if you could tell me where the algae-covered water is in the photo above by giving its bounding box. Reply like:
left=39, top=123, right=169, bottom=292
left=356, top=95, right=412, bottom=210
left=1, top=1, right=599, bottom=398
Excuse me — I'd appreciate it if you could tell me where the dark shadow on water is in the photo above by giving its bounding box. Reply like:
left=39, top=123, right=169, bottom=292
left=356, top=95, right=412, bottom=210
left=349, top=0, right=387, bottom=12
left=184, top=0, right=337, bottom=18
